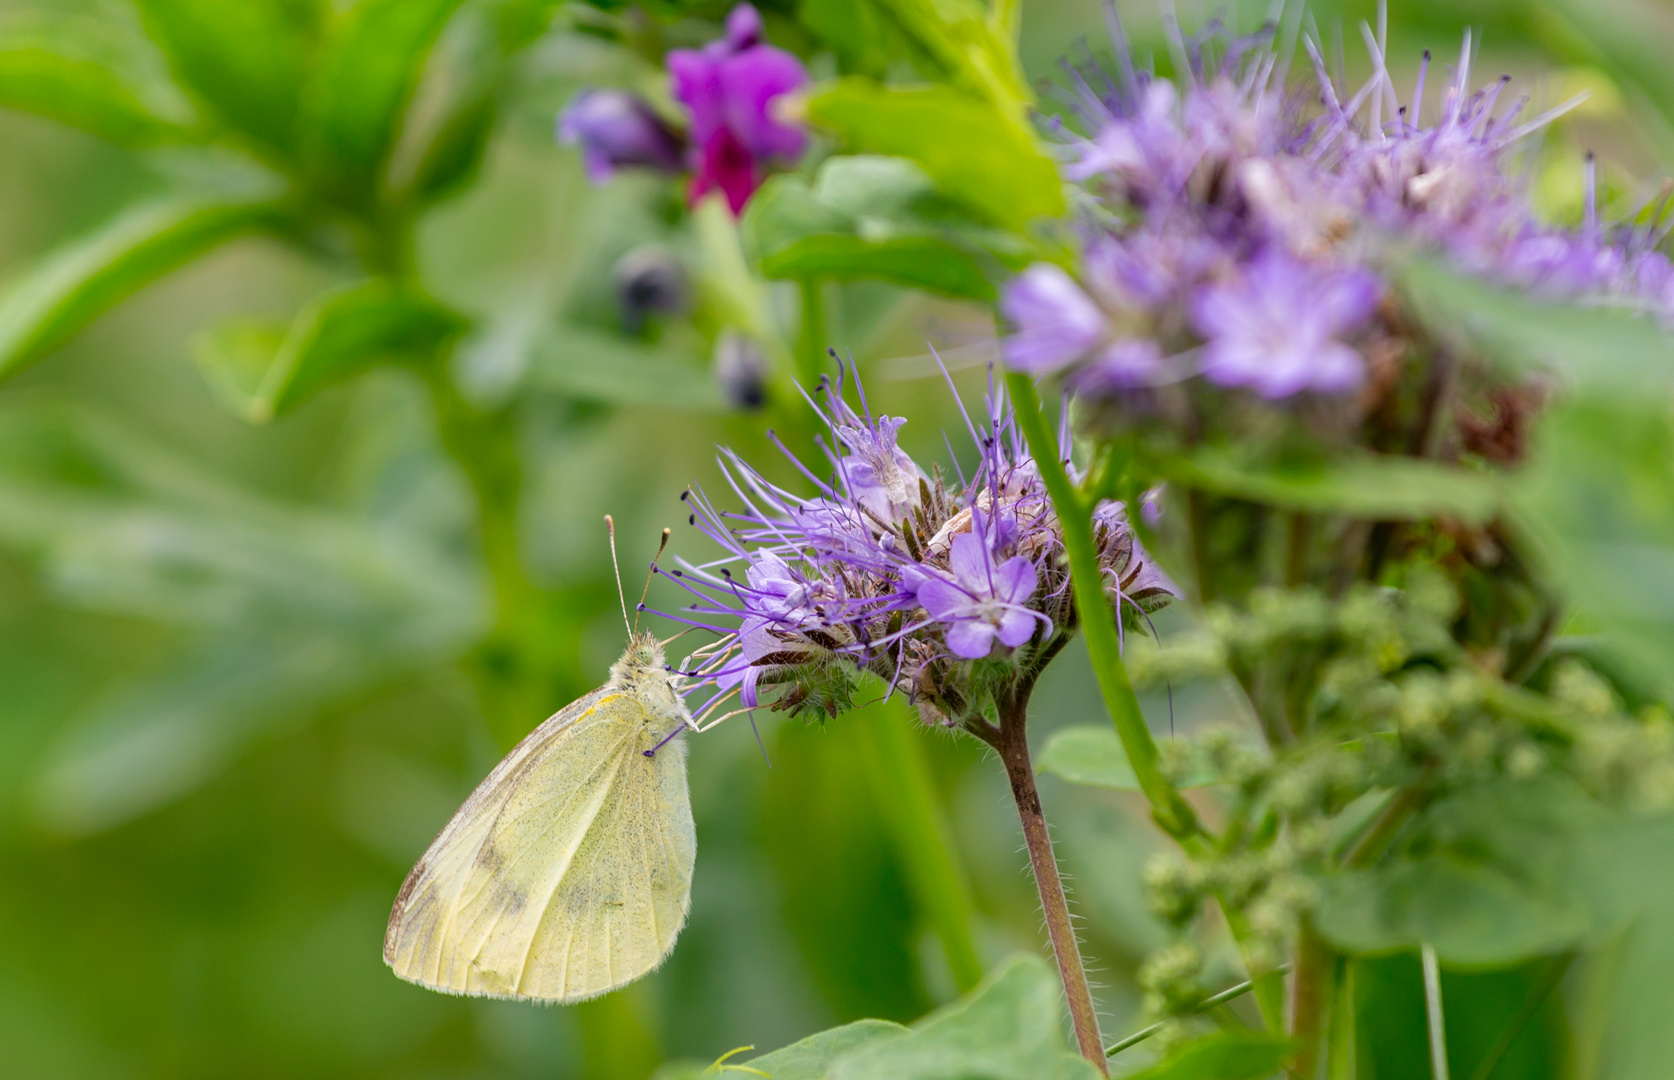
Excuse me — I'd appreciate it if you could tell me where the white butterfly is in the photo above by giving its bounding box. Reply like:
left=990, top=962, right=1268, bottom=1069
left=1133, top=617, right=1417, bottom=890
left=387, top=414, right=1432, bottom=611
left=385, top=522, right=731, bottom=1003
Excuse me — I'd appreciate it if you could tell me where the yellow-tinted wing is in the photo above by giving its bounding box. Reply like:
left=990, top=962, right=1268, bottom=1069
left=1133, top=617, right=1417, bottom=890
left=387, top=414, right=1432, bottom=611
left=383, top=689, right=695, bottom=1002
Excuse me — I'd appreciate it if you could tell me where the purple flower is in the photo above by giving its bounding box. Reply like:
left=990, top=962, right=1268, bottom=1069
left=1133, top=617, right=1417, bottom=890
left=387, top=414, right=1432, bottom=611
left=912, top=531, right=1042, bottom=659
left=1190, top=251, right=1379, bottom=398
left=653, top=365, right=1171, bottom=725
left=668, top=3, right=808, bottom=214
left=557, top=90, right=685, bottom=182
left=1000, top=264, right=1108, bottom=373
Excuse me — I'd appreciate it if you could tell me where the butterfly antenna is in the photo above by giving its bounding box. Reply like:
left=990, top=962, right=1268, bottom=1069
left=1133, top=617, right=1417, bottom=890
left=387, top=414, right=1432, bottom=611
left=605, top=514, right=631, bottom=636
left=633, top=527, right=672, bottom=633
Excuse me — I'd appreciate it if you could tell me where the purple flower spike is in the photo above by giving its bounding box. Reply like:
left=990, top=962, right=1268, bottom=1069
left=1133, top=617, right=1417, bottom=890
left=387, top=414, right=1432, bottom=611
left=1000, top=264, right=1108, bottom=374
left=668, top=3, right=808, bottom=214
left=557, top=90, right=686, bottom=182
left=1191, top=251, right=1379, bottom=399
left=914, top=533, right=1043, bottom=659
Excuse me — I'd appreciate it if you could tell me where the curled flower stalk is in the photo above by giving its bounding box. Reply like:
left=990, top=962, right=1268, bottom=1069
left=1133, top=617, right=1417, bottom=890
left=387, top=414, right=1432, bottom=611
left=658, top=363, right=1176, bottom=1070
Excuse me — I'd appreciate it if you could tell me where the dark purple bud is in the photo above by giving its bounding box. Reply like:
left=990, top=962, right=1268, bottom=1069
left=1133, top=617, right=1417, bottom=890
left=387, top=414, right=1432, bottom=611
left=714, top=329, right=768, bottom=410
left=614, top=246, right=690, bottom=333
left=557, top=89, right=685, bottom=183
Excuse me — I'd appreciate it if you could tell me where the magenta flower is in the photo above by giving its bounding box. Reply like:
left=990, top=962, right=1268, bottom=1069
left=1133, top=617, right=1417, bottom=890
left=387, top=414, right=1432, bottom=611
left=911, top=529, right=1043, bottom=659
left=1190, top=251, right=1379, bottom=398
left=557, top=89, right=685, bottom=181
left=667, top=4, right=808, bottom=214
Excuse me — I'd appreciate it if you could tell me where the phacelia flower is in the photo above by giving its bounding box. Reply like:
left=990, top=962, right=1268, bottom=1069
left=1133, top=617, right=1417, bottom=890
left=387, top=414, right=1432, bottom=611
left=657, top=365, right=1173, bottom=727
left=557, top=89, right=685, bottom=181
left=667, top=3, right=808, bottom=214
left=1191, top=250, right=1378, bottom=398
left=1006, top=20, right=1674, bottom=408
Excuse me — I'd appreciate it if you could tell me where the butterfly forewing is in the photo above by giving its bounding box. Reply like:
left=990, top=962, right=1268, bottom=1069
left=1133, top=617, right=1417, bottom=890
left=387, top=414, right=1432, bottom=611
left=383, top=688, right=695, bottom=1002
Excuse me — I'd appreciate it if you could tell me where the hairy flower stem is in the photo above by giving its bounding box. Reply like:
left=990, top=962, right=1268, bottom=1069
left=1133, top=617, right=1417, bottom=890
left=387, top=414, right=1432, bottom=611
left=983, top=698, right=1107, bottom=1072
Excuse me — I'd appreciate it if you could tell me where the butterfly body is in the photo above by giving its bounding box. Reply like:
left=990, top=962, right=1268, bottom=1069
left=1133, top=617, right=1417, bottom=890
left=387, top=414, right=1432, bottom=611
left=384, top=632, right=696, bottom=1003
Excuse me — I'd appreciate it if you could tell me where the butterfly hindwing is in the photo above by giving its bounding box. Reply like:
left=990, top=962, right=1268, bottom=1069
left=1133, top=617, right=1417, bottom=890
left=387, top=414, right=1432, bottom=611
left=383, top=688, right=695, bottom=1002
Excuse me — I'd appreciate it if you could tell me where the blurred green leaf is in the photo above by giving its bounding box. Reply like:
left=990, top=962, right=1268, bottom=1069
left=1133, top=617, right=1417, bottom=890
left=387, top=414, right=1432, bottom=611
left=806, top=80, right=1064, bottom=233
left=744, top=156, right=1032, bottom=301
left=1117, top=1030, right=1292, bottom=1080
left=133, top=0, right=324, bottom=157
left=1038, top=725, right=1219, bottom=790
left=1515, top=395, right=1674, bottom=704
left=827, top=954, right=1098, bottom=1080
left=1314, top=778, right=1663, bottom=966
left=0, top=35, right=195, bottom=147
left=304, top=0, right=467, bottom=208
left=0, top=196, right=283, bottom=380
left=1152, top=444, right=1501, bottom=523
left=0, top=402, right=484, bottom=833
left=864, top=0, right=1028, bottom=109
left=1399, top=259, right=1674, bottom=395
left=744, top=1019, right=909, bottom=1079
left=527, top=324, right=725, bottom=410
left=196, top=280, right=466, bottom=421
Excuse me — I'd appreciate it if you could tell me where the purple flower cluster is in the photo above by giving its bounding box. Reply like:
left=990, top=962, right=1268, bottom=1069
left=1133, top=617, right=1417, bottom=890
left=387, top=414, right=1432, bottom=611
left=1003, top=24, right=1674, bottom=401
left=557, top=4, right=807, bottom=215
left=657, top=368, right=1174, bottom=725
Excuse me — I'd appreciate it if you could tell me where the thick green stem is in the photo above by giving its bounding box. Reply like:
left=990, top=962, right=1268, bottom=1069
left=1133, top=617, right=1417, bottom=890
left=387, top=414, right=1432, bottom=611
left=855, top=698, right=986, bottom=993
left=1006, top=373, right=1201, bottom=842
left=1289, top=915, right=1335, bottom=1078
left=797, top=277, right=827, bottom=388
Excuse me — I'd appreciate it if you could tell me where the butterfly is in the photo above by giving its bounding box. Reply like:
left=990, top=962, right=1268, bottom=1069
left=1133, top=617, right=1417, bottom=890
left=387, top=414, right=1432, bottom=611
left=384, top=522, right=705, bottom=1003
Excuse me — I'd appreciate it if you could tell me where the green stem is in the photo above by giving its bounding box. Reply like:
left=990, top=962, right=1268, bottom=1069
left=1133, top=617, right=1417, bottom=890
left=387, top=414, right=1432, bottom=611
left=855, top=698, right=986, bottom=993
left=1005, top=372, right=1201, bottom=842
left=1103, top=971, right=1280, bottom=1056
left=1289, top=915, right=1335, bottom=1078
left=1422, top=944, right=1452, bottom=1080
left=798, top=277, right=827, bottom=388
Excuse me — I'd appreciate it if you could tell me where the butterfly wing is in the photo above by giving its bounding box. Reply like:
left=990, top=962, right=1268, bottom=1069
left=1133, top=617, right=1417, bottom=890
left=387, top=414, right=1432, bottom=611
left=383, top=689, right=695, bottom=1002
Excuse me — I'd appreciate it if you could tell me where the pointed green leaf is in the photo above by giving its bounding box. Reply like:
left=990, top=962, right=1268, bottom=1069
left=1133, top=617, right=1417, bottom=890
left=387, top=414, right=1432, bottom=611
left=1039, top=726, right=1219, bottom=790
left=829, top=954, right=1088, bottom=1080
left=133, top=0, right=324, bottom=156
left=806, top=80, right=1064, bottom=232
left=0, top=41, right=195, bottom=147
left=0, top=196, right=282, bottom=380
left=745, top=1020, right=909, bottom=1079
left=305, top=0, right=468, bottom=207
left=1117, top=1030, right=1292, bottom=1080
left=198, top=281, right=466, bottom=421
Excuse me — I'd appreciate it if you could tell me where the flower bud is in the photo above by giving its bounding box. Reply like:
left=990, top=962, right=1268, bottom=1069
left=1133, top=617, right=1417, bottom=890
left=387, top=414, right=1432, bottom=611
left=557, top=89, right=685, bottom=182
left=713, top=329, right=768, bottom=410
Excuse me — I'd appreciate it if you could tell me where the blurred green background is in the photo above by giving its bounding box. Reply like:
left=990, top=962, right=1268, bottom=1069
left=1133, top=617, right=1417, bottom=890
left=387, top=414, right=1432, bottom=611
left=0, top=0, right=1670, bottom=1077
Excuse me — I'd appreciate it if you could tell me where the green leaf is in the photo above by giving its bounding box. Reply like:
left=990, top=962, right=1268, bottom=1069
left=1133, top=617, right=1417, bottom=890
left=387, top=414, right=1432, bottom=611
left=1152, top=444, right=1501, bottom=523
left=1398, top=258, right=1674, bottom=395
left=1116, top=1030, right=1292, bottom=1080
left=1514, top=395, right=1674, bottom=703
left=1313, top=778, right=1660, bottom=966
left=828, top=954, right=1093, bottom=1080
left=526, top=324, right=724, bottom=410
left=305, top=0, right=467, bottom=208
left=0, top=40, right=194, bottom=147
left=744, top=157, right=1034, bottom=300
left=197, top=281, right=466, bottom=421
left=133, top=0, right=324, bottom=157
left=864, top=0, right=1029, bottom=109
left=806, top=80, right=1064, bottom=233
left=745, top=1020, right=908, bottom=1079
left=1038, top=725, right=1219, bottom=790
left=0, top=196, right=282, bottom=380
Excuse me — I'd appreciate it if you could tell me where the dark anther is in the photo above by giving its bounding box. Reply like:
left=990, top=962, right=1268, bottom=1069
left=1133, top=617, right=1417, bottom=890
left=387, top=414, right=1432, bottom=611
left=680, top=490, right=690, bottom=501
left=689, top=514, right=695, bottom=525
left=636, top=602, right=647, bottom=610
left=672, top=569, right=683, bottom=577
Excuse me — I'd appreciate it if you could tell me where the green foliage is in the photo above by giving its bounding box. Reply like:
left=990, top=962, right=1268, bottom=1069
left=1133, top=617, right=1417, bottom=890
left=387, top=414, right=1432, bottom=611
left=1117, top=1030, right=1292, bottom=1080
left=805, top=80, right=1064, bottom=233
left=0, top=196, right=283, bottom=379
left=304, top=0, right=467, bottom=209
left=1038, top=725, right=1219, bottom=790
left=133, top=0, right=325, bottom=157
left=0, top=21, right=196, bottom=147
left=744, top=955, right=1099, bottom=1080
left=197, top=281, right=468, bottom=420
left=743, top=156, right=1030, bottom=301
